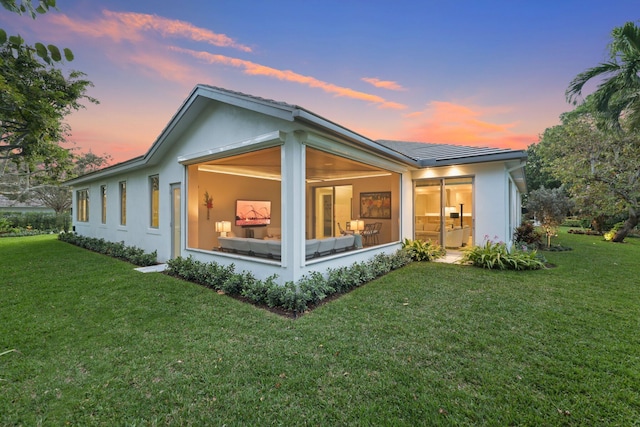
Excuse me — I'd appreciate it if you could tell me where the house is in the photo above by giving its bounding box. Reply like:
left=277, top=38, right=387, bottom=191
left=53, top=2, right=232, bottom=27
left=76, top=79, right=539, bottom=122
left=0, top=194, right=55, bottom=214
left=65, top=85, right=526, bottom=284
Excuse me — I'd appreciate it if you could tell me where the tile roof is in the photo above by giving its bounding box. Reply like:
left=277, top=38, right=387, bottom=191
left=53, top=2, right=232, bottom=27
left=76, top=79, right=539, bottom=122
left=376, top=140, right=526, bottom=166
left=0, top=194, right=48, bottom=209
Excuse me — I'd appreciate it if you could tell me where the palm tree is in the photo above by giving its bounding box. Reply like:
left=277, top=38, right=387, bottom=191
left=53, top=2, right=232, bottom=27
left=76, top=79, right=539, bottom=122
left=566, top=21, right=640, bottom=131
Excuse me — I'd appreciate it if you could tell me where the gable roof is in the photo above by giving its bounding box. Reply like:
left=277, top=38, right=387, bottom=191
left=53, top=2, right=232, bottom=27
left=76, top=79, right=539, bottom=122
left=376, top=140, right=527, bottom=167
left=0, top=194, right=50, bottom=210
left=66, top=85, right=527, bottom=185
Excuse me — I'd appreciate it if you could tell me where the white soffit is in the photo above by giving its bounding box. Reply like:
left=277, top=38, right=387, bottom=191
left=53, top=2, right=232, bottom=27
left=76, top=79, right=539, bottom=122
left=299, top=131, right=409, bottom=174
left=178, top=130, right=287, bottom=165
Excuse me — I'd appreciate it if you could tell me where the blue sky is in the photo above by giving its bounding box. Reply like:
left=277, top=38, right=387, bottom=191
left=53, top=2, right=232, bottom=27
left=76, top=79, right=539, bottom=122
left=1, top=0, right=637, bottom=162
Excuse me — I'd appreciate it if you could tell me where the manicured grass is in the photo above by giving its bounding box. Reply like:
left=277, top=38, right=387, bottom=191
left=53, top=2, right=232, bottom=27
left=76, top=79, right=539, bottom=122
left=1, top=231, right=639, bottom=425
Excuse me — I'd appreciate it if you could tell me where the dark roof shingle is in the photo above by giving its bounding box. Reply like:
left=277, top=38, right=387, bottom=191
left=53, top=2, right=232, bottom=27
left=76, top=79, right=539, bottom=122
left=376, top=140, right=526, bottom=166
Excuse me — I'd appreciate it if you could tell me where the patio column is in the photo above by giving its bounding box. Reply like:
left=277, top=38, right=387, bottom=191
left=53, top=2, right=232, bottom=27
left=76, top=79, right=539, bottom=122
left=280, top=132, right=306, bottom=282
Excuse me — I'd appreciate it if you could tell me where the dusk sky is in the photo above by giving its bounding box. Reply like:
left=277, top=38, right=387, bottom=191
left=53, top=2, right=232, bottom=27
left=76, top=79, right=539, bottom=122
left=2, top=1, right=637, bottom=163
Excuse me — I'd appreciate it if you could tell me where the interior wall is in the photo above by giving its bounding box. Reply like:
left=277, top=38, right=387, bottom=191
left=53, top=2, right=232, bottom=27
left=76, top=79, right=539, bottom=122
left=189, top=171, right=281, bottom=250
left=306, top=173, right=400, bottom=243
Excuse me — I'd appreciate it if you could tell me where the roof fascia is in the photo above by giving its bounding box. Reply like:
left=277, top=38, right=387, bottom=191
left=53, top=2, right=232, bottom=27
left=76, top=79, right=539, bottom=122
left=64, top=155, right=145, bottom=187
left=418, top=150, right=527, bottom=167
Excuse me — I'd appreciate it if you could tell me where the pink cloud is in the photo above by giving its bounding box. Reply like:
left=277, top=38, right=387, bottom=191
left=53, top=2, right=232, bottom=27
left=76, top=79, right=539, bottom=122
left=123, top=50, right=202, bottom=85
left=362, top=77, right=406, bottom=91
left=48, top=10, right=251, bottom=52
left=172, top=47, right=408, bottom=110
left=401, top=101, right=536, bottom=149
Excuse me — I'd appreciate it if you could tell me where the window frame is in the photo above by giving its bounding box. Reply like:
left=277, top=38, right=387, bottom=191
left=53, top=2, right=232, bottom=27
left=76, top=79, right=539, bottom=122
left=76, top=189, right=89, bottom=222
left=150, top=175, right=160, bottom=228
left=119, top=181, right=127, bottom=226
left=100, top=185, right=107, bottom=224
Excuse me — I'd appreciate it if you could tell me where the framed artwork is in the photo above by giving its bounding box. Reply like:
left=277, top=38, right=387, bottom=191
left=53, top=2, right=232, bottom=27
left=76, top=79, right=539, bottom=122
left=360, top=191, right=391, bottom=219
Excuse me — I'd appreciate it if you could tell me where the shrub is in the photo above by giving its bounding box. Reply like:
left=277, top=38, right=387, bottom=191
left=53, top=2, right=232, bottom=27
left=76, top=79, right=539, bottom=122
left=0, top=212, right=71, bottom=233
left=58, top=232, right=157, bottom=266
left=561, top=217, right=585, bottom=228
left=166, top=248, right=413, bottom=315
left=401, top=238, right=446, bottom=261
left=513, top=222, right=543, bottom=249
left=0, top=217, right=12, bottom=232
left=298, top=271, right=335, bottom=306
left=461, top=237, right=545, bottom=271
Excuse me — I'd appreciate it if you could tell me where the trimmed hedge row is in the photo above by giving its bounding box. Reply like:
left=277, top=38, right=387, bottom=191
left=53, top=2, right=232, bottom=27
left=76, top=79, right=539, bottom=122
left=166, top=250, right=413, bottom=315
left=0, top=212, right=71, bottom=233
left=58, top=232, right=157, bottom=266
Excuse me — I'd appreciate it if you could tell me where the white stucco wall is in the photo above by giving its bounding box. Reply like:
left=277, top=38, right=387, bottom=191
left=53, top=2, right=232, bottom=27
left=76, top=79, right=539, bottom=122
left=411, top=161, right=516, bottom=246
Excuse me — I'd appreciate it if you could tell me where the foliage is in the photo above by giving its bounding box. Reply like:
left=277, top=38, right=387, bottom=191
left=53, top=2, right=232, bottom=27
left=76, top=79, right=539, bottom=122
left=513, top=222, right=543, bottom=249
left=401, top=238, right=446, bottom=261
left=567, top=228, right=602, bottom=236
left=0, top=215, right=10, bottom=231
left=566, top=21, right=640, bottom=132
left=524, top=143, right=561, bottom=193
left=57, top=232, right=157, bottom=266
left=166, top=249, right=413, bottom=315
left=536, top=109, right=640, bottom=242
left=0, top=9, right=98, bottom=208
left=0, top=0, right=73, bottom=64
left=0, top=41, right=97, bottom=164
left=526, top=186, right=574, bottom=248
left=0, top=211, right=69, bottom=232
left=461, top=236, right=546, bottom=270
left=559, top=21, right=640, bottom=242
left=1, top=150, right=111, bottom=212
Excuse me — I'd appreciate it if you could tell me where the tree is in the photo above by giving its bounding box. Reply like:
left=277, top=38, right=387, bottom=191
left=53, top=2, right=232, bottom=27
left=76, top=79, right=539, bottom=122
left=2, top=151, right=111, bottom=213
left=0, top=0, right=73, bottom=64
left=1, top=41, right=96, bottom=165
left=566, top=21, right=640, bottom=132
left=527, top=186, right=574, bottom=248
left=537, top=108, right=640, bottom=242
left=525, top=142, right=561, bottom=193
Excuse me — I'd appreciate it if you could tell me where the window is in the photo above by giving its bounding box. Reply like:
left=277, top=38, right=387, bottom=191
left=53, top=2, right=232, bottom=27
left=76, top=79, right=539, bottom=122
left=77, top=189, right=89, bottom=222
left=119, top=181, right=127, bottom=226
left=100, top=185, right=107, bottom=224
left=306, top=147, right=400, bottom=249
left=186, top=146, right=281, bottom=252
left=150, top=175, right=159, bottom=228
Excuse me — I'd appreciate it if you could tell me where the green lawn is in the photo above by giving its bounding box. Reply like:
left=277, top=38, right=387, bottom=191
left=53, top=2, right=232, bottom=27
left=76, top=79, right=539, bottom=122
left=1, top=231, right=639, bottom=425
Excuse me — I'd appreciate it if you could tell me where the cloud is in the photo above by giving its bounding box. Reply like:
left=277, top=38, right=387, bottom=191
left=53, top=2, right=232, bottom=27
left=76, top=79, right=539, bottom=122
left=362, top=77, right=406, bottom=91
left=43, top=10, right=407, bottom=110
left=172, top=47, right=408, bottom=110
left=402, top=101, right=537, bottom=149
left=48, top=10, right=252, bottom=52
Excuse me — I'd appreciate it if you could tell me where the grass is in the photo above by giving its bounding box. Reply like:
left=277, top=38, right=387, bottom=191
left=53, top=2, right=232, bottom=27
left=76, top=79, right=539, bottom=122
left=1, top=231, right=639, bottom=425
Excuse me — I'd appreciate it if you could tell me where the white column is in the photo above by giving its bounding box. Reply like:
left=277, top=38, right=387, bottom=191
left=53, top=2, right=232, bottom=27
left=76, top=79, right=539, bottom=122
left=280, top=133, right=306, bottom=282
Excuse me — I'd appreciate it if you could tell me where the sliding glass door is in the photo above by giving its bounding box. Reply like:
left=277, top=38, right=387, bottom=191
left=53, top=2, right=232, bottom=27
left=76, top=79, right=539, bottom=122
left=415, top=177, right=473, bottom=248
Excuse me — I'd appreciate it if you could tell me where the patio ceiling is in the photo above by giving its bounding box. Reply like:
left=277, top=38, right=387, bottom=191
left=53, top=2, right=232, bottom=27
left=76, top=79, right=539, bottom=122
left=198, top=147, right=390, bottom=182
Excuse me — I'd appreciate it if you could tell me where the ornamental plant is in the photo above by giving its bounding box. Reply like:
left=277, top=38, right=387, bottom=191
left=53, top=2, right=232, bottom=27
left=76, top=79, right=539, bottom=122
left=401, top=238, right=445, bottom=262
left=461, top=236, right=545, bottom=271
left=58, top=232, right=157, bottom=266
left=166, top=249, right=413, bottom=316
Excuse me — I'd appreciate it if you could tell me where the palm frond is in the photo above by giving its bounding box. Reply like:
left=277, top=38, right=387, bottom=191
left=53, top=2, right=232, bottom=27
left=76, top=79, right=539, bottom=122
left=566, top=62, right=620, bottom=104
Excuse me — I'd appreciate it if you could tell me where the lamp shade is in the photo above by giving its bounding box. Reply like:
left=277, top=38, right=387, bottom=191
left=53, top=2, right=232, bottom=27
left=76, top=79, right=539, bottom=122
left=350, top=219, right=364, bottom=233
left=216, top=220, right=232, bottom=236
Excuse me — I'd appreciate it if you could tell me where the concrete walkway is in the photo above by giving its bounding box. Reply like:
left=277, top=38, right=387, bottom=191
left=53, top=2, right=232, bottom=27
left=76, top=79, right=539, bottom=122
left=435, top=249, right=464, bottom=264
left=135, top=264, right=168, bottom=273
